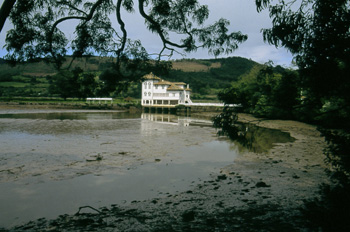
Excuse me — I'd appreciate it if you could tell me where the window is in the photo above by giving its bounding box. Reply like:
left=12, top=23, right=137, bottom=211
left=155, top=85, right=158, bottom=89
left=144, top=92, right=147, bottom=96
left=148, top=82, right=151, bottom=88
left=148, top=92, right=151, bottom=96
left=144, top=83, right=147, bottom=89
left=172, top=93, right=176, bottom=97
left=162, top=85, right=164, bottom=89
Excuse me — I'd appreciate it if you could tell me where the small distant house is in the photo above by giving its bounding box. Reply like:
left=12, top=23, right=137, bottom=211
left=141, top=72, right=192, bottom=106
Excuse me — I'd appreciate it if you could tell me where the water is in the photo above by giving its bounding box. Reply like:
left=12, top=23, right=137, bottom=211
left=0, top=110, right=294, bottom=228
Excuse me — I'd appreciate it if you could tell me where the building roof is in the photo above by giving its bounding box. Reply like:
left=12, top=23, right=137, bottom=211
left=142, top=72, right=161, bottom=80
left=172, top=82, right=186, bottom=85
left=154, top=80, right=173, bottom=85
left=167, top=84, right=184, bottom=91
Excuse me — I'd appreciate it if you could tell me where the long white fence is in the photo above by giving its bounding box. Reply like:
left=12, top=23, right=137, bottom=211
left=86, top=98, right=113, bottom=104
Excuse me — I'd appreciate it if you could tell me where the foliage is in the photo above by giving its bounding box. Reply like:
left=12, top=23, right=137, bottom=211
left=256, top=0, right=350, bottom=126
left=49, top=68, right=82, bottom=99
left=49, top=67, right=109, bottom=99
left=0, top=68, right=20, bottom=82
left=3, top=0, right=247, bottom=64
left=78, top=72, right=98, bottom=98
left=322, top=129, right=350, bottom=186
left=218, top=62, right=300, bottom=119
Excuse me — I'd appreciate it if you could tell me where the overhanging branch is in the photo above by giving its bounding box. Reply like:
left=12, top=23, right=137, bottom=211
left=48, top=0, right=106, bottom=64
left=0, top=0, right=16, bottom=34
left=116, top=0, right=127, bottom=66
left=138, top=0, right=189, bottom=50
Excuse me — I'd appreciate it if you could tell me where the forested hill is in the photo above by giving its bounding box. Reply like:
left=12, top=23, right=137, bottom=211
left=0, top=56, right=260, bottom=99
left=169, top=57, right=260, bottom=98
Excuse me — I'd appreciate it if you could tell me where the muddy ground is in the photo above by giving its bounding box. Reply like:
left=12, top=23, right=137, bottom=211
left=1, top=105, right=329, bottom=231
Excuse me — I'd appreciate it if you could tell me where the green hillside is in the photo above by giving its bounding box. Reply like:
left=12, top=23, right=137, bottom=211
left=168, top=57, right=260, bottom=99
left=0, top=56, right=260, bottom=100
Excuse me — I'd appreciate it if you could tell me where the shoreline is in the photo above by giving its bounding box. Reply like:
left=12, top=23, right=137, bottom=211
left=0, top=101, right=138, bottom=110
left=1, top=105, right=329, bottom=231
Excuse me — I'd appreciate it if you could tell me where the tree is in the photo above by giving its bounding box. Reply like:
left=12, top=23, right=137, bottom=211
left=78, top=71, right=98, bottom=98
left=256, top=0, right=350, bottom=126
left=3, top=0, right=247, bottom=65
left=49, top=67, right=82, bottom=99
left=218, top=63, right=299, bottom=119
left=49, top=67, right=102, bottom=99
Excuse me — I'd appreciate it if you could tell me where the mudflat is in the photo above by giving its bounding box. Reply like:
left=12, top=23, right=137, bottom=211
left=0, top=105, right=329, bottom=231
left=103, top=113, right=328, bottom=231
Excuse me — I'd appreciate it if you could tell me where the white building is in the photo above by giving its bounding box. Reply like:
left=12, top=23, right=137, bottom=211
left=141, top=72, right=192, bottom=106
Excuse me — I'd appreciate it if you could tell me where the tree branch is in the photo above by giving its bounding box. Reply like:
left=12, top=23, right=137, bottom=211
left=115, top=0, right=127, bottom=66
left=48, top=0, right=106, bottom=65
left=138, top=0, right=188, bottom=50
left=0, top=0, right=16, bottom=34
left=56, top=0, right=89, bottom=16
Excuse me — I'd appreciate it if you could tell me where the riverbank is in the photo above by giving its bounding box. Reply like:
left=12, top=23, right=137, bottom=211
left=0, top=101, right=141, bottom=112
left=1, top=106, right=329, bottom=231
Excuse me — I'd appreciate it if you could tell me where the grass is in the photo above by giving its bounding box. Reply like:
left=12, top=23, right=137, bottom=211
left=33, top=83, right=50, bottom=88
left=0, top=82, right=29, bottom=87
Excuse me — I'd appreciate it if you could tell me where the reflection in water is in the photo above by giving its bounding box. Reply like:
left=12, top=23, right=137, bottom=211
left=141, top=113, right=190, bottom=126
left=141, top=113, right=213, bottom=127
left=212, top=108, right=295, bottom=153
left=141, top=112, right=295, bottom=153
left=228, top=123, right=295, bottom=153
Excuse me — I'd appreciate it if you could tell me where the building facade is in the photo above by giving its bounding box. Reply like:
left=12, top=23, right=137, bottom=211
left=141, top=72, right=192, bottom=106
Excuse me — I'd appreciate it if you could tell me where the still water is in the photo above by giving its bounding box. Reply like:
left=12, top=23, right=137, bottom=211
left=0, top=110, right=294, bottom=228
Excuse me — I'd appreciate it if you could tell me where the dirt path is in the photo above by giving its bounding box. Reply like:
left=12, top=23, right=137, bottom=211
left=6, top=112, right=330, bottom=231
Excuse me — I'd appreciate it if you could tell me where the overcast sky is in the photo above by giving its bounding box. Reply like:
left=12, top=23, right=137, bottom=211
left=0, top=0, right=294, bottom=67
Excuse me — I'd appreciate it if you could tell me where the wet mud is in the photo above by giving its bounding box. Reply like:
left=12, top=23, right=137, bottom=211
left=0, top=107, right=329, bottom=231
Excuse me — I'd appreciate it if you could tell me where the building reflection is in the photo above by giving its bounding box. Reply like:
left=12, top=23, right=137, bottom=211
left=141, top=113, right=190, bottom=126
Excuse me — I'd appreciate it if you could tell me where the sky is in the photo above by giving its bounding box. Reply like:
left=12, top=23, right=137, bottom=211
left=0, top=0, right=294, bottom=67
